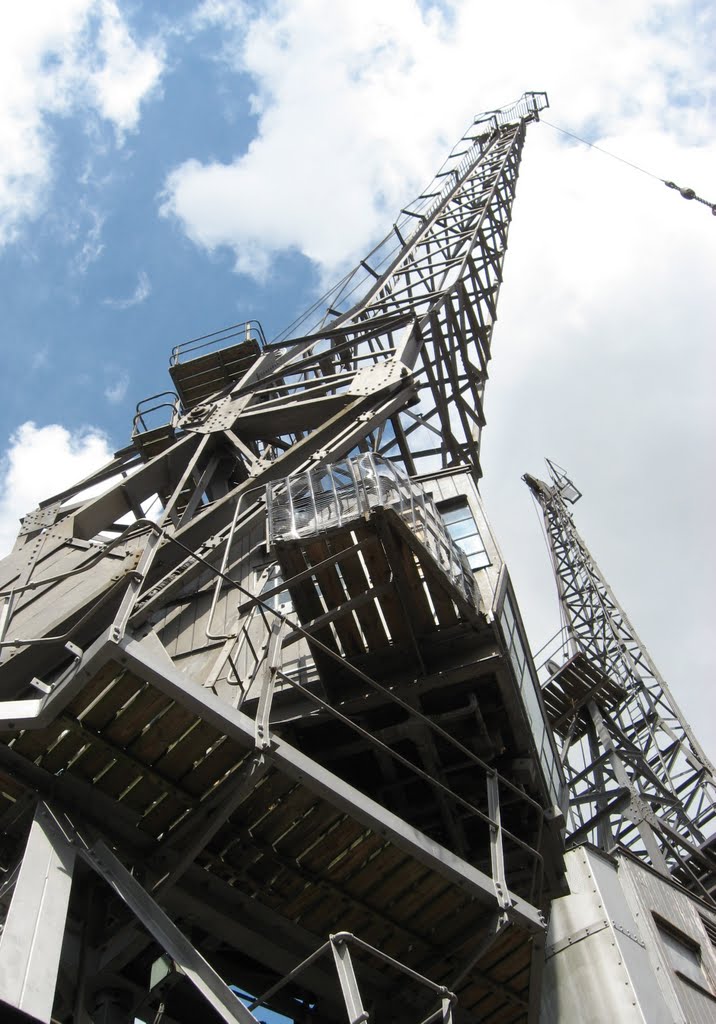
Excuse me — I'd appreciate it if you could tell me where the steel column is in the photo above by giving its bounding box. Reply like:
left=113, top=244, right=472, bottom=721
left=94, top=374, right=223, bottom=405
left=0, top=803, right=76, bottom=1024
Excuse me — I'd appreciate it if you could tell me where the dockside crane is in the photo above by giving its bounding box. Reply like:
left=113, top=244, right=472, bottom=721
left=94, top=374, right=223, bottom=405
left=0, top=93, right=565, bottom=1024
left=525, top=460, right=716, bottom=905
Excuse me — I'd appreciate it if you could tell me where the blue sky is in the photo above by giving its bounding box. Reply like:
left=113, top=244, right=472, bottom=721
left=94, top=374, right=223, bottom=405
left=1, top=4, right=314, bottom=451
left=0, top=0, right=714, bottom=767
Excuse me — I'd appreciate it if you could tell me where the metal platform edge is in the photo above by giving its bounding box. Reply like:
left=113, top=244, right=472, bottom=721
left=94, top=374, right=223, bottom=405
left=0, top=628, right=546, bottom=936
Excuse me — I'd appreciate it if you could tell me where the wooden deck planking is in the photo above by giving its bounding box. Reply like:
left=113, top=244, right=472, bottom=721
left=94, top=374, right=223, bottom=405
left=0, top=769, right=29, bottom=804
left=151, top=717, right=223, bottom=783
left=140, top=791, right=194, bottom=837
left=277, top=544, right=342, bottom=664
left=127, top=702, right=199, bottom=764
left=8, top=721, right=66, bottom=761
left=179, top=736, right=250, bottom=797
left=328, top=531, right=391, bottom=652
left=66, top=661, right=128, bottom=718
left=102, top=685, right=177, bottom=747
left=305, top=540, right=364, bottom=657
left=0, top=656, right=538, bottom=1023
left=254, top=791, right=329, bottom=852
left=393, top=531, right=436, bottom=636
left=78, top=672, right=147, bottom=733
left=356, top=527, right=413, bottom=648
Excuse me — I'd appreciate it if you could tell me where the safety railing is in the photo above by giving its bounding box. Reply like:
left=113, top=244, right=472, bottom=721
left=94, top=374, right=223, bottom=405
left=132, top=392, right=182, bottom=436
left=0, top=506, right=546, bottom=908
left=170, top=320, right=266, bottom=367
left=267, top=454, right=475, bottom=605
left=473, top=90, right=549, bottom=131
left=247, top=931, right=457, bottom=1023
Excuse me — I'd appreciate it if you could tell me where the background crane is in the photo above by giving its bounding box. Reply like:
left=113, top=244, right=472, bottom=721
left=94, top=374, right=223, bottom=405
left=525, top=460, right=716, bottom=904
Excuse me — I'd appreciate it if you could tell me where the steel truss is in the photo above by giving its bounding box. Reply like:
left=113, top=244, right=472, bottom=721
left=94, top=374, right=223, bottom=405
left=525, top=462, right=716, bottom=903
left=0, top=93, right=560, bottom=1024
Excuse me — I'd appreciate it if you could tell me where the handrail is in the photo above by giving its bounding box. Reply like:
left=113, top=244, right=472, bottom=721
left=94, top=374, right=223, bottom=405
left=170, top=320, right=266, bottom=366
left=248, top=931, right=457, bottom=1022
left=132, top=392, right=181, bottom=436
left=277, top=667, right=544, bottom=901
left=0, top=512, right=545, bottom=902
left=267, top=453, right=476, bottom=605
left=133, top=521, right=544, bottom=826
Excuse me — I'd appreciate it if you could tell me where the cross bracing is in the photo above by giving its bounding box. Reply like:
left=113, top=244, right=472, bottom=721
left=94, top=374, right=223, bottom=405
left=0, top=93, right=564, bottom=1024
left=525, top=462, right=716, bottom=904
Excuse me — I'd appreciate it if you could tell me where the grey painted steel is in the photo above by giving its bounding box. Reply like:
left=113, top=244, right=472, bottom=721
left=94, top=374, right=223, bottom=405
left=618, top=854, right=716, bottom=1024
left=331, top=939, right=369, bottom=1024
left=525, top=465, right=716, bottom=902
left=0, top=799, right=262, bottom=1024
left=151, top=751, right=269, bottom=897
left=116, top=630, right=546, bottom=932
left=0, top=804, right=76, bottom=1023
left=487, top=773, right=510, bottom=910
left=0, top=93, right=556, bottom=1022
left=540, top=846, right=716, bottom=1024
left=250, top=931, right=456, bottom=1024
left=71, top=828, right=260, bottom=1024
left=0, top=96, right=548, bottom=697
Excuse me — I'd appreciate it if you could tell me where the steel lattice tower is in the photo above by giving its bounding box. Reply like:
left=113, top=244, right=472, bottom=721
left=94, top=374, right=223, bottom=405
left=524, top=461, right=716, bottom=904
left=0, top=93, right=567, bottom=1024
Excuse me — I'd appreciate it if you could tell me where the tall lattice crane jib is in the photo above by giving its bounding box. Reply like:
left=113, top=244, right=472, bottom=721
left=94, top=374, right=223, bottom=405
left=525, top=461, right=716, bottom=905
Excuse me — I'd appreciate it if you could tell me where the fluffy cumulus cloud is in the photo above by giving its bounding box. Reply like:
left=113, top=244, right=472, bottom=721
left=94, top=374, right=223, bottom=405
left=0, top=1, right=164, bottom=246
left=158, top=0, right=716, bottom=750
left=88, top=2, right=165, bottom=133
left=161, top=0, right=715, bottom=283
left=0, top=422, right=113, bottom=555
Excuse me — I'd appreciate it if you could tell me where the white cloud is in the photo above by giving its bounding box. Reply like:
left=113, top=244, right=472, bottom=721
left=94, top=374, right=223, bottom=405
left=88, top=1, right=165, bottom=138
left=160, top=0, right=715, bottom=284
left=158, top=0, right=716, bottom=755
left=0, top=1, right=164, bottom=246
left=192, top=0, right=248, bottom=33
left=73, top=204, right=105, bottom=274
left=104, top=370, right=129, bottom=404
left=103, top=270, right=151, bottom=309
left=0, top=422, right=112, bottom=555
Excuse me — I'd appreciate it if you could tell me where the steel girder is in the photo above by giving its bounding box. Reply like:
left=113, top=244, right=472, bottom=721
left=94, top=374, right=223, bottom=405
left=525, top=465, right=716, bottom=903
left=0, top=93, right=556, bottom=1023
left=0, top=94, right=547, bottom=700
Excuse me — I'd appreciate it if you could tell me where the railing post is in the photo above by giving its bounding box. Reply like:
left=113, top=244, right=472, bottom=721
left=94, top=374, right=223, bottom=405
left=255, top=618, right=284, bottom=749
left=330, top=936, right=370, bottom=1023
left=487, top=772, right=510, bottom=910
left=441, top=995, right=454, bottom=1023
